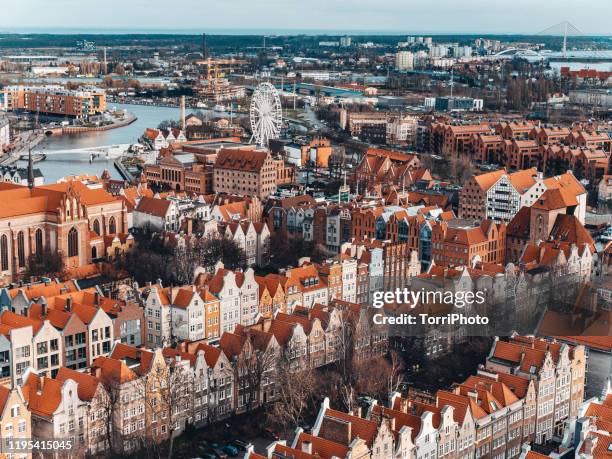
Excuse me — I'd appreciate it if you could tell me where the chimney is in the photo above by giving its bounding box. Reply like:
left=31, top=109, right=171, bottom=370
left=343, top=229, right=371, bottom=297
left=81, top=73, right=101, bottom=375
left=387, top=413, right=396, bottom=432
left=41, top=303, right=46, bottom=317
left=400, top=398, right=409, bottom=413
left=94, top=291, right=100, bottom=306
left=65, top=297, right=73, bottom=312
left=301, top=441, right=312, bottom=454
left=180, top=96, right=186, bottom=131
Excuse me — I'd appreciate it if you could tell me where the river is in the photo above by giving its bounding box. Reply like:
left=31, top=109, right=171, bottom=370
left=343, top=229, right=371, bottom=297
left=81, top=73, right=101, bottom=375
left=19, top=103, right=209, bottom=183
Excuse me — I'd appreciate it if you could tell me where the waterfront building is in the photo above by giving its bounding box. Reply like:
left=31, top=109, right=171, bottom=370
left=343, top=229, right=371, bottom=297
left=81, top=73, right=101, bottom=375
left=0, top=85, right=106, bottom=119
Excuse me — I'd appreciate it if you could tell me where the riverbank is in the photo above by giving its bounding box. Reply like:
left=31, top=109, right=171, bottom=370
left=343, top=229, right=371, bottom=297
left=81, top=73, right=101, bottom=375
left=57, top=111, right=137, bottom=134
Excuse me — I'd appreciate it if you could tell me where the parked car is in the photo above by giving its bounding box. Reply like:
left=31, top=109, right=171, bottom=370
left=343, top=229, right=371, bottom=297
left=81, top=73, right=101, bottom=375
left=211, top=448, right=228, bottom=459
left=222, top=444, right=239, bottom=457
left=232, top=440, right=249, bottom=451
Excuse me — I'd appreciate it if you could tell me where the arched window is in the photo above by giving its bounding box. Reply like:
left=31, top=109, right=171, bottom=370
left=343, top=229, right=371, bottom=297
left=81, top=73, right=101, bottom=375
left=17, top=231, right=25, bottom=268
left=91, top=246, right=97, bottom=260
left=109, top=217, right=117, bottom=234
left=68, top=227, right=78, bottom=258
left=93, top=219, right=101, bottom=236
left=35, top=228, right=43, bottom=259
left=0, top=235, right=8, bottom=271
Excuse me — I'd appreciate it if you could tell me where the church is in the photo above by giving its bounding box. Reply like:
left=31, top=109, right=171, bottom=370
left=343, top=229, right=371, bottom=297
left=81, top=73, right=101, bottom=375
left=0, top=178, right=128, bottom=285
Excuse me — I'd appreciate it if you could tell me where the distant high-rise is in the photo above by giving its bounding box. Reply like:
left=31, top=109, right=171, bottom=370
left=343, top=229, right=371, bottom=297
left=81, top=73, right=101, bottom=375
left=395, top=51, right=414, bottom=70
left=340, top=36, right=352, bottom=47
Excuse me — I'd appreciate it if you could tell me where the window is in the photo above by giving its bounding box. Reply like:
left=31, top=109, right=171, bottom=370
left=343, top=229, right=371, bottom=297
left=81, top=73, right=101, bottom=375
left=17, top=231, right=25, bottom=267
left=0, top=234, right=8, bottom=271
left=35, top=228, right=43, bottom=259
left=93, top=219, right=101, bottom=236
left=109, top=217, right=117, bottom=234
left=68, top=227, right=79, bottom=257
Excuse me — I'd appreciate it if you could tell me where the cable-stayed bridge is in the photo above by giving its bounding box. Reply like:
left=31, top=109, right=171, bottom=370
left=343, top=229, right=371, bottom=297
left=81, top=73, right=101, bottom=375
left=493, top=21, right=611, bottom=61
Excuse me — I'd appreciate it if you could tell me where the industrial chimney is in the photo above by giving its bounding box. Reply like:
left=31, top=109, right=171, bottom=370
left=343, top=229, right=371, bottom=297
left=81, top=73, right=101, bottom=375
left=180, top=95, right=186, bottom=131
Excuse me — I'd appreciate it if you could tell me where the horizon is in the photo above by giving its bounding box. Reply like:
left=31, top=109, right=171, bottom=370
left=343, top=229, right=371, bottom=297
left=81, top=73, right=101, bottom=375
left=1, top=27, right=611, bottom=38
left=4, top=0, right=612, bottom=36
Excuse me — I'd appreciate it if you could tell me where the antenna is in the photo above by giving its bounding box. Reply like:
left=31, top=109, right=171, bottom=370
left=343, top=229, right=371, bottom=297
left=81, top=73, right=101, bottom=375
left=27, top=145, right=34, bottom=190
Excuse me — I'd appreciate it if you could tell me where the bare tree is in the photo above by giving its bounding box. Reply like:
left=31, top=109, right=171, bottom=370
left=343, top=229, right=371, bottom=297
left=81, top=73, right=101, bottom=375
left=270, top=366, right=316, bottom=432
left=141, top=359, right=193, bottom=459
left=235, top=336, right=278, bottom=412
left=98, top=375, right=122, bottom=456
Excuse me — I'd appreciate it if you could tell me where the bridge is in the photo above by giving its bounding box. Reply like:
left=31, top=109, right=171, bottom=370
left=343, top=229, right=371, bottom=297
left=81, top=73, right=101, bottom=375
left=37, top=144, right=130, bottom=158
left=493, top=21, right=611, bottom=62
left=494, top=48, right=546, bottom=59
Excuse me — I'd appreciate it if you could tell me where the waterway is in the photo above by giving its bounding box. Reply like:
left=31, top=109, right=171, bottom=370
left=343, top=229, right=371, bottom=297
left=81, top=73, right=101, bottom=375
left=19, top=103, right=206, bottom=183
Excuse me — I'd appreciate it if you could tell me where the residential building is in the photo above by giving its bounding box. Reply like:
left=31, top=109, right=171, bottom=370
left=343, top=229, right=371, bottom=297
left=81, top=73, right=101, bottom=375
left=133, top=197, right=181, bottom=232
left=1, top=85, right=106, bottom=119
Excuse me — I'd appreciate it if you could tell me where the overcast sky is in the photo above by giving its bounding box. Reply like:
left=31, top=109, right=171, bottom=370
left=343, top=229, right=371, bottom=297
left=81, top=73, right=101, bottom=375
left=3, top=0, right=611, bottom=35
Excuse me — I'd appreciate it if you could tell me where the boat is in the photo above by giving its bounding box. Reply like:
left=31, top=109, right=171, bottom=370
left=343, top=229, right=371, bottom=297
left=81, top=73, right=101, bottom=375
left=601, top=226, right=612, bottom=242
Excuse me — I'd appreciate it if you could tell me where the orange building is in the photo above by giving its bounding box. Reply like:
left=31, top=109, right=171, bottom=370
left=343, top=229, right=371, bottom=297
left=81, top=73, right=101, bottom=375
left=1, top=85, right=106, bottom=119
left=431, top=219, right=506, bottom=267
left=213, top=149, right=278, bottom=199
left=200, top=287, right=221, bottom=340
left=0, top=181, right=127, bottom=285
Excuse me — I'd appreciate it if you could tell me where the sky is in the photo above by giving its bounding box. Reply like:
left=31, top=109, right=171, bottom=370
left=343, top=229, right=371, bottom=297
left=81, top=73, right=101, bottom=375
left=2, top=0, right=611, bottom=35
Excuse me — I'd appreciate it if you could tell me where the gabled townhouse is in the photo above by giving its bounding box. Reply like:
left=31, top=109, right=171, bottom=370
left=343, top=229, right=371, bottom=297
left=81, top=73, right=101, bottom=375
left=27, top=302, right=88, bottom=370
left=276, top=308, right=326, bottom=368
left=22, top=366, right=108, bottom=456
left=258, top=273, right=300, bottom=314
left=170, top=286, right=206, bottom=342
left=485, top=336, right=586, bottom=443
left=97, top=296, right=144, bottom=347
left=133, top=197, right=181, bottom=232
left=0, top=311, right=63, bottom=381
left=317, top=260, right=343, bottom=301
left=255, top=275, right=285, bottom=320
left=183, top=341, right=234, bottom=421
left=207, top=267, right=241, bottom=334
left=309, top=303, right=346, bottom=365
left=340, top=255, right=358, bottom=303
left=0, top=384, right=31, bottom=459
left=225, top=221, right=271, bottom=267
left=236, top=269, right=259, bottom=326
left=311, top=398, right=395, bottom=459
left=219, top=326, right=280, bottom=412
left=284, top=262, right=329, bottom=309
left=90, top=352, right=150, bottom=453
left=141, top=283, right=172, bottom=348
left=268, top=320, right=308, bottom=370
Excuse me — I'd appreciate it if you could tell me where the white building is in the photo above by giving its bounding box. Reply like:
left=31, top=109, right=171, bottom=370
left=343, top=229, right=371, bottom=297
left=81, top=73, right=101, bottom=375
left=133, top=197, right=181, bottom=232
left=395, top=51, right=414, bottom=70
left=0, top=117, right=9, bottom=151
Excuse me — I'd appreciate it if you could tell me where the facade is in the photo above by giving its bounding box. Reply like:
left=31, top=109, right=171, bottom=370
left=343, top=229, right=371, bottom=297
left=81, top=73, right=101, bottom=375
left=0, top=181, right=127, bottom=285
left=213, top=149, right=277, bottom=200
left=431, top=219, right=506, bottom=268
left=143, top=153, right=213, bottom=194
left=486, top=336, right=586, bottom=442
left=133, top=197, right=181, bottom=232
left=460, top=169, right=586, bottom=224
left=1, top=85, right=106, bottom=119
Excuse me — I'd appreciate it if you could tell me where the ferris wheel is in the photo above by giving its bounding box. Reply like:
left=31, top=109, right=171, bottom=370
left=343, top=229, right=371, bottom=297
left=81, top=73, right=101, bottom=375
left=249, top=82, right=282, bottom=148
